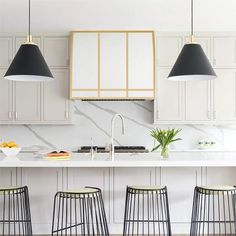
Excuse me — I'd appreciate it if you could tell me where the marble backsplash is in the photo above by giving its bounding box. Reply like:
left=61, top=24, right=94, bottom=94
left=0, top=101, right=235, bottom=151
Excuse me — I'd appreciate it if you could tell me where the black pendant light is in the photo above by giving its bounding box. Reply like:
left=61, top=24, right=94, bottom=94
left=168, top=0, right=216, bottom=81
left=4, top=0, right=53, bottom=82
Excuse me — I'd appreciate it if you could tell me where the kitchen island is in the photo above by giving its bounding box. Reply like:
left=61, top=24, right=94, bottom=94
left=0, top=151, right=236, bottom=235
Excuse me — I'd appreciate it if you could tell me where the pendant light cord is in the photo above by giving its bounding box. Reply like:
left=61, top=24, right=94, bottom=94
left=28, top=0, right=31, bottom=42
left=191, top=0, right=194, bottom=42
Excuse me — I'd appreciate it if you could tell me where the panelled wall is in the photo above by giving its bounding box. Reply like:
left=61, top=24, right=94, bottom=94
left=0, top=35, right=71, bottom=124
left=1, top=167, right=236, bottom=235
left=155, top=33, right=236, bottom=124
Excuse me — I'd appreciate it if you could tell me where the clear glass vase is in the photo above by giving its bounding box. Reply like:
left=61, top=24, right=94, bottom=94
left=161, top=145, right=169, bottom=159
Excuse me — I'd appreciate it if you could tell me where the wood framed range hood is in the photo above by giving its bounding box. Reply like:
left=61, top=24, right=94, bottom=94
left=70, top=30, right=156, bottom=100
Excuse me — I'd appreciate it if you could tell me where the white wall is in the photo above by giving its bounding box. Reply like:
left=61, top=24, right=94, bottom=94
left=1, top=0, right=236, bottom=33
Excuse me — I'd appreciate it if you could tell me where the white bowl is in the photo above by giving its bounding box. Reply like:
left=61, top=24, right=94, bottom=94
left=1, top=148, right=21, bottom=156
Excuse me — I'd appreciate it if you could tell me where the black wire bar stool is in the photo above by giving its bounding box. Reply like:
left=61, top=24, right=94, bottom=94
left=51, top=186, right=109, bottom=235
left=0, top=186, right=32, bottom=235
left=123, top=186, right=172, bottom=236
left=190, top=185, right=236, bottom=235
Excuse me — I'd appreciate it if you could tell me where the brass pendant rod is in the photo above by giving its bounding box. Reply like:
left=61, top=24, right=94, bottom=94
left=191, top=0, right=194, bottom=42
left=27, top=0, right=32, bottom=43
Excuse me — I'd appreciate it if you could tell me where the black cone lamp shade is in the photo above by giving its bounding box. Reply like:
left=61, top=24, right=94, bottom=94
left=168, top=43, right=217, bottom=81
left=4, top=43, right=53, bottom=81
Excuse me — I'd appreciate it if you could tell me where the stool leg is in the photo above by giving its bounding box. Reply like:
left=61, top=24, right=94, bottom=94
left=123, top=187, right=129, bottom=236
left=24, top=187, right=33, bottom=236
left=190, top=188, right=197, bottom=235
left=164, top=188, right=172, bottom=236
left=232, top=193, right=236, bottom=234
left=51, top=193, right=57, bottom=235
left=97, top=190, right=109, bottom=235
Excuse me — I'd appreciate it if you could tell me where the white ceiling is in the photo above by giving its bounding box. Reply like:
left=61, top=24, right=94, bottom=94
left=0, top=0, right=236, bottom=33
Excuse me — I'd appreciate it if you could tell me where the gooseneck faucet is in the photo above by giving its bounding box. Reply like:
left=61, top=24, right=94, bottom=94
left=110, top=113, right=125, bottom=161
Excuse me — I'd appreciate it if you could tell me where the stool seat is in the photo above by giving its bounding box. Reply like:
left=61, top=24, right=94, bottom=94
left=198, top=185, right=236, bottom=195
left=0, top=186, right=25, bottom=194
left=65, top=187, right=99, bottom=194
left=129, top=185, right=165, bottom=190
left=63, top=187, right=100, bottom=198
left=200, top=185, right=236, bottom=191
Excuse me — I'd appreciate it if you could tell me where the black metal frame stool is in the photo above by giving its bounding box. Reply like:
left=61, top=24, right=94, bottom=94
left=51, top=186, right=109, bottom=235
left=0, top=186, right=32, bottom=235
left=123, top=185, right=172, bottom=236
left=190, top=185, right=236, bottom=235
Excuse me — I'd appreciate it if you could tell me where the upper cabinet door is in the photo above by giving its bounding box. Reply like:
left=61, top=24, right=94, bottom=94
left=14, top=82, right=41, bottom=121
left=14, top=37, right=41, bottom=122
left=0, top=37, right=13, bottom=67
left=185, top=81, right=211, bottom=121
left=156, top=68, right=183, bottom=121
left=43, top=37, right=69, bottom=67
left=71, top=32, right=98, bottom=98
left=128, top=32, right=154, bottom=91
left=0, top=69, right=13, bottom=121
left=213, top=37, right=236, bottom=67
left=157, top=36, right=182, bottom=67
left=100, top=33, right=126, bottom=91
left=43, top=69, right=70, bottom=121
left=213, top=69, right=236, bottom=121
left=184, top=37, right=211, bottom=121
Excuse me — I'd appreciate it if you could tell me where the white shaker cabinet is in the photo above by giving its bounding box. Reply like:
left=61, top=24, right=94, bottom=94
left=42, top=36, right=71, bottom=123
left=205, top=167, right=236, bottom=186
left=184, top=37, right=211, bottom=121
left=14, top=37, right=41, bottom=122
left=14, top=82, right=41, bottom=121
left=213, top=69, right=236, bottom=121
left=157, top=36, right=182, bottom=67
left=43, top=69, right=70, bottom=122
left=213, top=37, right=236, bottom=67
left=155, top=68, right=183, bottom=121
left=0, top=69, right=13, bottom=122
left=0, top=37, right=13, bottom=67
left=43, top=36, right=69, bottom=67
left=155, top=34, right=236, bottom=124
left=0, top=35, right=71, bottom=124
left=161, top=168, right=201, bottom=233
left=184, top=80, right=211, bottom=121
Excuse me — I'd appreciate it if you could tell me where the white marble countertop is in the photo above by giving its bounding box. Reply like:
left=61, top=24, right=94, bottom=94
left=0, top=151, right=236, bottom=167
